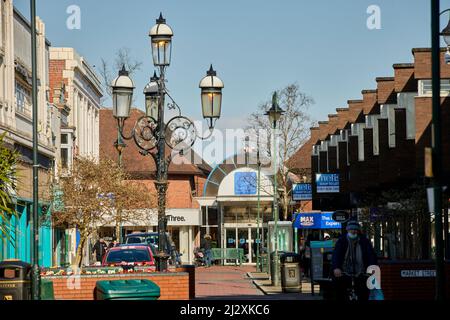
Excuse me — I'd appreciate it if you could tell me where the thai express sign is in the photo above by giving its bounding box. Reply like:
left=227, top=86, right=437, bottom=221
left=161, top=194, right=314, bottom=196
left=315, top=174, right=339, bottom=193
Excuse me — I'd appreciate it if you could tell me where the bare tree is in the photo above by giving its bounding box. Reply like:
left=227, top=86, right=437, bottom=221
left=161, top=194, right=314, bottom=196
left=99, top=47, right=143, bottom=99
left=50, top=157, right=154, bottom=267
left=247, top=83, right=315, bottom=221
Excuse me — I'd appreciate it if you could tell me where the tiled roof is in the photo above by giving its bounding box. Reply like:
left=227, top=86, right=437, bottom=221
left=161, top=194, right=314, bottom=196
left=99, top=108, right=211, bottom=177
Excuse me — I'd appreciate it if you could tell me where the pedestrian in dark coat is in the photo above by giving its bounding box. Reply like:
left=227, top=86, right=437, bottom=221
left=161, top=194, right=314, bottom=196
left=93, top=238, right=108, bottom=263
left=331, top=221, right=377, bottom=300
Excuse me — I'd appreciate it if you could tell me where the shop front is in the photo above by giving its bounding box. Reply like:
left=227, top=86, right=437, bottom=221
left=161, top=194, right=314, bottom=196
left=96, top=208, right=200, bottom=265
left=197, top=154, right=275, bottom=265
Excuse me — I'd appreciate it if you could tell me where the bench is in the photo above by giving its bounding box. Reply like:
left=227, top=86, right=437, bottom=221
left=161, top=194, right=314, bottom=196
left=210, top=248, right=245, bottom=266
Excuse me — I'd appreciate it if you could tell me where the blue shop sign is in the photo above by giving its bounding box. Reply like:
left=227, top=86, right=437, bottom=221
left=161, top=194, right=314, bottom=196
left=292, top=183, right=312, bottom=201
left=234, top=172, right=257, bottom=195
left=316, top=173, right=340, bottom=193
left=293, top=212, right=342, bottom=229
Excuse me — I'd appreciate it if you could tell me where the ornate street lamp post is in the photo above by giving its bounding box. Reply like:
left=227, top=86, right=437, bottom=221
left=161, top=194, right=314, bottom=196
left=430, top=2, right=450, bottom=301
left=112, top=13, right=224, bottom=272
left=30, top=0, right=41, bottom=300
left=265, top=92, right=285, bottom=286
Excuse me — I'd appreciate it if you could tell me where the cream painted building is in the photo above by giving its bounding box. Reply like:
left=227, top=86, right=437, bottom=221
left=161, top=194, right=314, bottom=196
left=0, top=2, right=59, bottom=267
left=49, top=47, right=103, bottom=174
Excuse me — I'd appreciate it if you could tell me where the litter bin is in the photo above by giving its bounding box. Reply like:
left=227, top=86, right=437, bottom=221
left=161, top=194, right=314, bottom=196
left=40, top=279, right=55, bottom=300
left=95, top=279, right=160, bottom=300
left=0, top=260, right=32, bottom=300
left=280, top=252, right=301, bottom=293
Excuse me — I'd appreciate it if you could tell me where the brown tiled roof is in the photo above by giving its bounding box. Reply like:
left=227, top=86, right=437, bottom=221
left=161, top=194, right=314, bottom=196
left=99, top=108, right=211, bottom=177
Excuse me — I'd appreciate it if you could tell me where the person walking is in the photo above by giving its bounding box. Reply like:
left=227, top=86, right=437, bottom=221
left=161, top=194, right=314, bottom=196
left=331, top=220, right=378, bottom=301
left=201, top=234, right=213, bottom=268
left=92, top=238, right=108, bottom=263
left=107, top=238, right=118, bottom=250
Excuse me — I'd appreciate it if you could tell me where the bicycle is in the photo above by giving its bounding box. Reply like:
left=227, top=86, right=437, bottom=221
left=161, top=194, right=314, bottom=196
left=342, top=272, right=371, bottom=301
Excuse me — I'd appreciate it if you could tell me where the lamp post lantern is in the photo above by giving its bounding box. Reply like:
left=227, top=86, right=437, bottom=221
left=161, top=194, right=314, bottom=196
left=265, top=92, right=285, bottom=286
left=112, top=14, right=223, bottom=272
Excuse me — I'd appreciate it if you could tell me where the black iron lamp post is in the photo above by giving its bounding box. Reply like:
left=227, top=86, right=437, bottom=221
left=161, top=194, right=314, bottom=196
left=112, top=13, right=224, bottom=272
left=430, top=1, right=450, bottom=301
left=30, top=0, right=41, bottom=300
left=265, top=92, right=285, bottom=286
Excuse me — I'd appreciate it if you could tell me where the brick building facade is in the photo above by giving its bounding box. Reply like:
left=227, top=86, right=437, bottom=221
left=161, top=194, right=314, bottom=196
left=289, top=48, right=450, bottom=260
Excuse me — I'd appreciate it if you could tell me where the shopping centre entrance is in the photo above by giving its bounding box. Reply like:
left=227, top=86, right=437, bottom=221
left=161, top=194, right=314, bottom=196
left=196, top=153, right=275, bottom=265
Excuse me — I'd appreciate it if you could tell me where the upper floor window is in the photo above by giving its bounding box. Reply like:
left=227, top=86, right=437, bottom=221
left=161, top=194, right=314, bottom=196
left=418, top=79, right=450, bottom=96
left=15, top=81, right=31, bottom=115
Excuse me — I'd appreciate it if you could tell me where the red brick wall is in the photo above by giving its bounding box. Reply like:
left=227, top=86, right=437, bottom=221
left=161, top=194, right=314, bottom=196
left=43, top=272, right=189, bottom=300
left=131, top=177, right=198, bottom=209
left=49, top=60, right=66, bottom=103
left=394, top=64, right=416, bottom=93
left=379, top=261, right=450, bottom=300
left=376, top=78, right=396, bottom=104
left=361, top=90, right=378, bottom=114
left=413, top=49, right=450, bottom=79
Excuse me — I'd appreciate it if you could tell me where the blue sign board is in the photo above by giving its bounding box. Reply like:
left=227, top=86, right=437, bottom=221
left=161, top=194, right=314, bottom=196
left=292, top=183, right=312, bottom=201
left=316, top=174, right=340, bottom=193
left=234, top=172, right=257, bottom=195
left=293, top=212, right=342, bottom=229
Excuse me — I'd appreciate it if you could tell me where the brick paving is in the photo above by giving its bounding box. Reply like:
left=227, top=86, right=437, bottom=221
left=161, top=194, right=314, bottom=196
left=195, top=265, right=264, bottom=299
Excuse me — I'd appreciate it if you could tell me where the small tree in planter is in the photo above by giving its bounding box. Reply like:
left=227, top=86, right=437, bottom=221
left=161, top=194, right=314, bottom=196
left=51, top=157, right=154, bottom=267
left=0, top=133, right=19, bottom=239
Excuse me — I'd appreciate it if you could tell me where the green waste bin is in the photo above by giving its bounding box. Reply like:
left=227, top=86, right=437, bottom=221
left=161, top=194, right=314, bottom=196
left=40, top=279, right=55, bottom=300
left=95, top=279, right=160, bottom=300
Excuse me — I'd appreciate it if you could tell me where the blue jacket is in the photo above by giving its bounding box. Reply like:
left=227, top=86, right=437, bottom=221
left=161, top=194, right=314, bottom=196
left=331, top=234, right=377, bottom=272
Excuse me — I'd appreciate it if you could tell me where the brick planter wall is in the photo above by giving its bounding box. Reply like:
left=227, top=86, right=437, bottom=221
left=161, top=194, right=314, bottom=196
left=379, top=261, right=450, bottom=300
left=175, top=265, right=195, bottom=299
left=42, top=272, right=189, bottom=300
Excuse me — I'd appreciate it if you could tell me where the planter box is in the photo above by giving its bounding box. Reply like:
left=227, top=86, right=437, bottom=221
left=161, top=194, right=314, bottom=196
left=42, top=271, right=190, bottom=300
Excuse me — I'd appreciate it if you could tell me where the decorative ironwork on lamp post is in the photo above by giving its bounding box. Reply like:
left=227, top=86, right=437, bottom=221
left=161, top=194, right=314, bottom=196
left=111, top=13, right=224, bottom=272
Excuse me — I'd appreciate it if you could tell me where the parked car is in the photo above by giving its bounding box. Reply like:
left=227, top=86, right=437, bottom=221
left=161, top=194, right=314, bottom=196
left=102, top=245, right=155, bottom=267
left=124, top=232, right=181, bottom=266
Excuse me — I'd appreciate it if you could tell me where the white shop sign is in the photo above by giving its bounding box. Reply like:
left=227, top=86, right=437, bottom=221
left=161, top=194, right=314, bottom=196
left=115, top=208, right=200, bottom=227
left=400, top=270, right=436, bottom=278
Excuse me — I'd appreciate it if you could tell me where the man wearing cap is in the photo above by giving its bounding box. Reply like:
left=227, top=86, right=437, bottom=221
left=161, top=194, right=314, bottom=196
left=331, top=220, right=377, bottom=300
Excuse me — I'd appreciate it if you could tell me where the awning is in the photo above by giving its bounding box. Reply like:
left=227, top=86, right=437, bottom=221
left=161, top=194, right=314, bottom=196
left=293, top=212, right=342, bottom=229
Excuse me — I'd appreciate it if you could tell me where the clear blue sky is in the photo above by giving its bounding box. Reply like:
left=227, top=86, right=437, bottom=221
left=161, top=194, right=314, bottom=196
left=13, top=0, right=450, bottom=164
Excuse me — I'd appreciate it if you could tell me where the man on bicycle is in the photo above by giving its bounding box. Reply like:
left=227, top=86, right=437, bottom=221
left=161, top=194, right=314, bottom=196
left=331, top=220, right=377, bottom=301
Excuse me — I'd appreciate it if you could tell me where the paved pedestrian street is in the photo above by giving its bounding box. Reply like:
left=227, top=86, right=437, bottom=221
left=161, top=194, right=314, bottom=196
left=196, top=266, right=263, bottom=299
left=195, top=266, right=322, bottom=300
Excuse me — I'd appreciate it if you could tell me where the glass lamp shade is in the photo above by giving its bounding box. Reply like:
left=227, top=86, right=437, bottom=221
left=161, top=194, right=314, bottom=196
left=444, top=35, right=450, bottom=47
left=111, top=66, right=135, bottom=119
left=201, top=89, right=222, bottom=119
left=145, top=95, right=160, bottom=120
left=149, top=14, right=173, bottom=67
left=113, top=90, right=133, bottom=119
left=151, top=38, right=172, bottom=66
left=442, top=20, right=450, bottom=46
left=144, top=74, right=160, bottom=120
left=265, top=92, right=285, bottom=127
left=199, top=65, right=224, bottom=126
